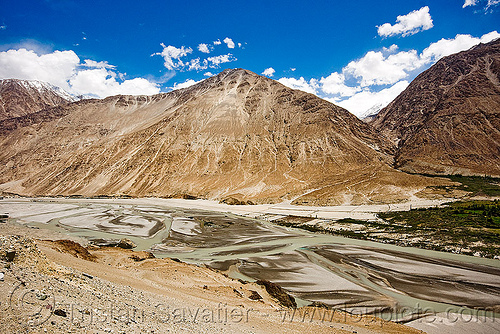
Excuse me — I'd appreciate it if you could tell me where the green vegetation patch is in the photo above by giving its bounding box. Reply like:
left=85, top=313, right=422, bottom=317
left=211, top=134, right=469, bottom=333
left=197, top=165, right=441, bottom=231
left=427, top=174, right=500, bottom=197
left=379, top=200, right=500, bottom=257
left=274, top=200, right=500, bottom=258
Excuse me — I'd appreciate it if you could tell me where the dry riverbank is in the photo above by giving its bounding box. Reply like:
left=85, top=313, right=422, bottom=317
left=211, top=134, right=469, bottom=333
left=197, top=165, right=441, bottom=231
left=0, top=221, right=422, bottom=334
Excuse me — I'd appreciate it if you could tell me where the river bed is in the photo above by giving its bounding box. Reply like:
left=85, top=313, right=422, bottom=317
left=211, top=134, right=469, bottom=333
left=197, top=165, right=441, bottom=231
left=1, top=197, right=499, bottom=322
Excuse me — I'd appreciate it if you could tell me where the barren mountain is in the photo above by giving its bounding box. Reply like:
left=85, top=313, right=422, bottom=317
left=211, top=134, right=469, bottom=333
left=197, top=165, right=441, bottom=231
left=0, top=79, right=74, bottom=121
left=371, top=38, right=500, bottom=176
left=0, top=69, right=448, bottom=204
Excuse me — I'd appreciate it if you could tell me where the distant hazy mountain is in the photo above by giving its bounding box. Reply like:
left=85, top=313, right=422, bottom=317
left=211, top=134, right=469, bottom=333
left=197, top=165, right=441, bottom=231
left=0, top=79, right=75, bottom=121
left=0, top=69, right=445, bottom=204
left=371, top=38, right=500, bottom=176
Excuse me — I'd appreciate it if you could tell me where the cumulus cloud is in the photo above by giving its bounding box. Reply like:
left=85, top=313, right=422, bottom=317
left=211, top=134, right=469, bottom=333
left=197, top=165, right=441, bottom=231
left=82, top=59, right=115, bottom=69
left=204, top=72, right=214, bottom=77
left=171, top=78, right=202, bottom=90
left=383, top=44, right=399, bottom=53
left=70, top=69, right=159, bottom=97
left=152, top=43, right=193, bottom=70
left=207, top=54, right=236, bottom=67
left=165, top=53, right=237, bottom=72
left=262, top=67, right=275, bottom=77
left=420, top=31, right=500, bottom=63
left=344, top=49, right=421, bottom=86
left=278, top=77, right=319, bottom=94
left=338, top=31, right=500, bottom=90
left=0, top=48, right=159, bottom=98
left=377, top=6, right=433, bottom=37
left=153, top=40, right=240, bottom=72
left=319, top=72, right=360, bottom=96
left=223, top=37, right=235, bottom=49
left=277, top=31, right=499, bottom=117
left=186, top=58, right=203, bottom=71
left=197, top=43, right=211, bottom=53
left=334, top=81, right=410, bottom=118
left=0, top=48, right=80, bottom=90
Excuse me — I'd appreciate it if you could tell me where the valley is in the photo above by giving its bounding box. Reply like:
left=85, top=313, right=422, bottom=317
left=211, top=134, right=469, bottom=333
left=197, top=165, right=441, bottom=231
left=1, top=197, right=499, bottom=325
left=1, top=36, right=499, bottom=334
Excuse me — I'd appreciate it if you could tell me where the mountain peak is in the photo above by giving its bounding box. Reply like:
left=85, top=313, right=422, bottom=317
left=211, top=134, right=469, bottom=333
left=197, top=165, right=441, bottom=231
left=0, top=78, right=75, bottom=121
left=0, top=65, right=433, bottom=206
left=216, top=68, right=260, bottom=78
left=209, top=68, right=263, bottom=85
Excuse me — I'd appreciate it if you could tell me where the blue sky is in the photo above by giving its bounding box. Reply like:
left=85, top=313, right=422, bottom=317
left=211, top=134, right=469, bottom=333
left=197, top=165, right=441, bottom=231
left=0, top=0, right=499, bottom=116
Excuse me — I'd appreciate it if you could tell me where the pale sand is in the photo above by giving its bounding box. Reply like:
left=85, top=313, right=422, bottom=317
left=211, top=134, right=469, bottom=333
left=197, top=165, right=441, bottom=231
left=0, top=221, right=422, bottom=334
left=2, top=196, right=451, bottom=221
left=407, top=313, right=500, bottom=334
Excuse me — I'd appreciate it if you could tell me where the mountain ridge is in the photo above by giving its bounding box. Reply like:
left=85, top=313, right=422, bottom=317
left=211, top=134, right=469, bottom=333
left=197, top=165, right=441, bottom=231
left=0, top=78, right=75, bottom=121
left=0, top=68, right=449, bottom=205
left=371, top=38, right=500, bottom=176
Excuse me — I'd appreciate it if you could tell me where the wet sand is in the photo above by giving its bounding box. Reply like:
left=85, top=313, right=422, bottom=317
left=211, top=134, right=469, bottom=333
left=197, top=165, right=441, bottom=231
left=1, top=197, right=499, bottom=329
left=1, top=231, right=425, bottom=334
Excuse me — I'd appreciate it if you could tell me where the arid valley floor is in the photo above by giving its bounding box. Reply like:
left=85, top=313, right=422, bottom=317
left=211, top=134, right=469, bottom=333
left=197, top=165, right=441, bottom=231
left=1, top=197, right=499, bottom=334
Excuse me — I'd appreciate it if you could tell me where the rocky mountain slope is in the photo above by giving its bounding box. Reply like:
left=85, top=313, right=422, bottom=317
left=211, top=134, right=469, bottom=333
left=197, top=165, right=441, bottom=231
left=371, top=38, right=500, bottom=176
left=0, top=69, right=447, bottom=204
left=0, top=79, right=74, bottom=121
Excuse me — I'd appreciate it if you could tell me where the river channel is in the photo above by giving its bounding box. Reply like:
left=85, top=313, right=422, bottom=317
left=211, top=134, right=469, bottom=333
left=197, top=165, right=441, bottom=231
left=2, top=198, right=499, bottom=321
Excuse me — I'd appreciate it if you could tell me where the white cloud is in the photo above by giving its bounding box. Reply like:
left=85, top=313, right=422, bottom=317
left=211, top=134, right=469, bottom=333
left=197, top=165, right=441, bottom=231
left=276, top=31, right=499, bottom=118
left=334, top=81, right=410, bottom=118
left=344, top=49, right=421, bottom=86
left=0, top=48, right=80, bottom=90
left=206, top=54, right=236, bottom=68
left=319, top=72, right=360, bottom=96
left=0, top=48, right=159, bottom=98
left=463, top=0, right=500, bottom=10
left=204, top=72, right=214, bottom=77
left=223, top=37, right=235, bottom=49
left=487, top=0, right=500, bottom=9
left=70, top=68, right=159, bottom=97
left=278, top=77, right=319, bottom=94
left=186, top=58, right=203, bottom=71
left=420, top=31, right=500, bottom=63
left=463, top=0, right=479, bottom=7
left=278, top=74, right=407, bottom=118
left=82, top=59, right=115, bottom=69
left=238, top=43, right=242, bottom=48
left=377, top=6, right=433, bottom=37
left=290, top=68, right=296, bottom=72
left=171, top=78, right=202, bottom=90
left=262, top=67, right=275, bottom=77
left=337, top=31, right=500, bottom=90
left=197, top=43, right=210, bottom=54
left=153, top=41, right=241, bottom=72
left=383, top=44, right=399, bottom=53
left=152, top=43, right=193, bottom=70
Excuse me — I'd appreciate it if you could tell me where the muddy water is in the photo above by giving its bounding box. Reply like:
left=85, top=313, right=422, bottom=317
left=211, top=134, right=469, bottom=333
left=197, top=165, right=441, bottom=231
left=2, top=198, right=500, bottom=319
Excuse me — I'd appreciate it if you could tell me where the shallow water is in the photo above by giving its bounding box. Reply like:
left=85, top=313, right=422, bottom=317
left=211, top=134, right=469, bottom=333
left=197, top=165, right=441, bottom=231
left=2, top=198, right=499, bottom=319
